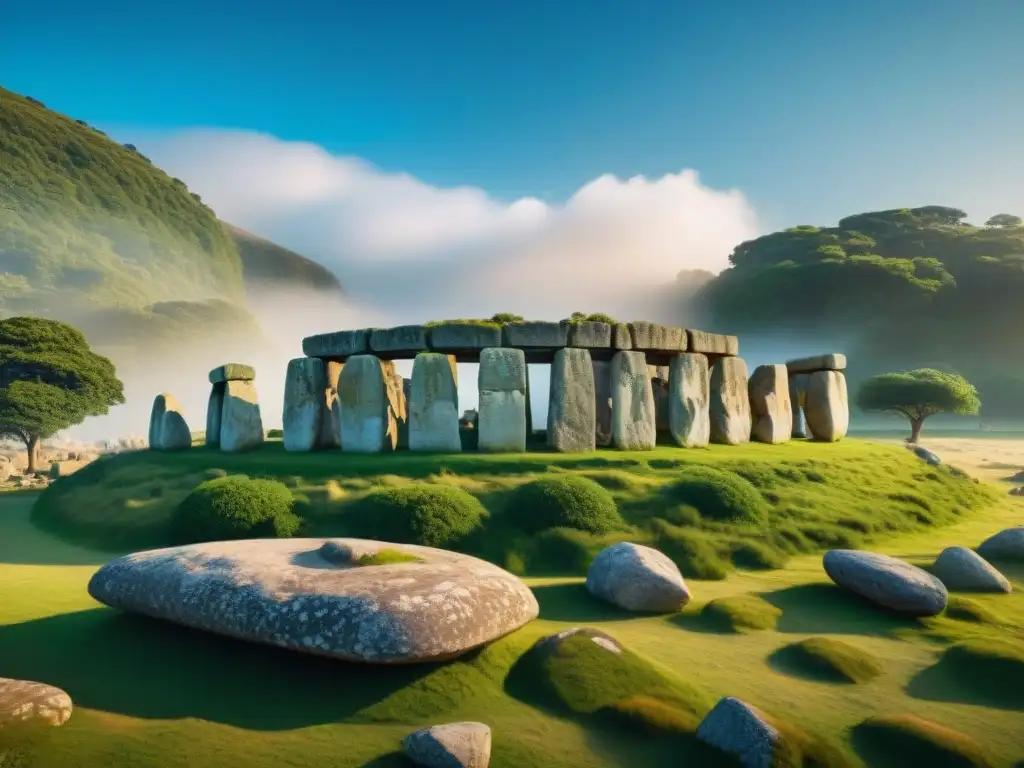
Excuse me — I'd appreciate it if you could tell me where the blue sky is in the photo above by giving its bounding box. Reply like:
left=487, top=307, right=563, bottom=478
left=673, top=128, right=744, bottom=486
left=5, top=0, right=1023, bottom=230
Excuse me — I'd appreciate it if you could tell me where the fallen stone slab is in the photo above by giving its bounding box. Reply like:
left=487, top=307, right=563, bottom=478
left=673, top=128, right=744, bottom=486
left=785, top=353, right=846, bottom=374
left=370, top=325, right=429, bottom=355
left=910, top=445, right=941, bottom=466
left=0, top=677, right=73, bottom=727
left=932, top=546, right=1011, bottom=593
left=87, top=538, right=539, bottom=664
left=302, top=329, right=370, bottom=359
left=501, top=321, right=568, bottom=348
left=977, top=528, right=1024, bottom=562
left=696, top=697, right=779, bottom=768
left=208, top=363, right=256, bottom=384
left=823, top=549, right=948, bottom=616
left=403, top=722, right=492, bottom=768
left=586, top=542, right=691, bottom=612
left=687, top=329, right=739, bottom=356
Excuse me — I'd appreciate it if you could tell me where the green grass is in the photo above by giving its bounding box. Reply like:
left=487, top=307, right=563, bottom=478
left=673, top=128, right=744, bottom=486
left=852, top=714, right=996, bottom=767
left=355, top=549, right=425, bottom=566
left=699, top=594, right=782, bottom=632
left=769, top=637, right=884, bottom=684
left=943, top=595, right=1005, bottom=625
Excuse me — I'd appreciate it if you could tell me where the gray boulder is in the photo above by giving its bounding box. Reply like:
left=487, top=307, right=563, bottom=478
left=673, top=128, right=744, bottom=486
left=534, top=626, right=623, bottom=655
left=823, top=550, right=948, bottom=616
left=87, top=538, right=539, bottom=663
left=586, top=542, right=691, bottom=613
left=977, top=527, right=1024, bottom=562
left=710, top=357, right=751, bottom=445
left=547, top=348, right=596, bottom=453
left=695, top=697, right=779, bottom=768
left=748, top=364, right=792, bottom=444
left=911, top=445, right=942, bottom=466
left=403, top=722, right=492, bottom=768
left=932, top=546, right=1011, bottom=593
left=0, top=677, right=73, bottom=727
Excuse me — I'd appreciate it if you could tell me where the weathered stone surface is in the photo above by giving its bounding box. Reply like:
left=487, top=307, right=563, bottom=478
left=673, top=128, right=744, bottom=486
left=977, top=528, right=1024, bottom=562
left=502, top=321, right=568, bottom=348
left=370, top=325, right=429, bottom=355
left=283, top=358, right=329, bottom=452
left=648, top=365, right=670, bottom=433
left=302, top=329, right=370, bottom=359
left=786, top=353, right=846, bottom=374
left=337, top=355, right=394, bottom=453
left=208, top=363, right=256, bottom=384
left=592, top=359, right=613, bottom=446
left=87, top=538, right=539, bottom=663
left=696, top=697, right=779, bottom=768
left=403, top=722, right=492, bottom=768
left=823, top=550, right=948, bottom=616
left=610, top=352, right=656, bottom=450
left=428, top=323, right=502, bottom=352
left=567, top=321, right=612, bottom=348
left=159, top=404, right=193, bottom=451
left=668, top=353, right=710, bottom=448
left=687, top=329, right=739, bottom=356
left=612, top=323, right=632, bottom=350
left=547, top=348, right=596, bottom=453
left=205, top=384, right=224, bottom=447
left=805, top=371, right=849, bottom=442
left=410, top=353, right=461, bottom=452
left=220, top=380, right=264, bottom=453
left=620, top=322, right=687, bottom=352
left=932, top=546, right=1011, bottom=593
left=788, top=373, right=810, bottom=439
left=477, top=348, right=527, bottom=452
left=0, top=677, right=73, bottom=727
left=320, top=362, right=344, bottom=449
left=389, top=373, right=409, bottom=450
left=586, top=542, right=691, bottom=613
left=710, top=357, right=751, bottom=445
left=748, top=364, right=792, bottom=444
left=148, top=393, right=170, bottom=448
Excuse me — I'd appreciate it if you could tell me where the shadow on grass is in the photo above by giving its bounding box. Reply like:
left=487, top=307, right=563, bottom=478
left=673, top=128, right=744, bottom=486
left=761, top=584, right=926, bottom=637
left=582, top=724, right=734, bottom=768
left=906, top=655, right=1024, bottom=712
left=668, top=609, right=739, bottom=635
left=358, top=753, right=409, bottom=767
left=531, top=582, right=641, bottom=623
left=766, top=644, right=856, bottom=684
left=0, top=608, right=443, bottom=729
left=0, top=492, right=110, bottom=566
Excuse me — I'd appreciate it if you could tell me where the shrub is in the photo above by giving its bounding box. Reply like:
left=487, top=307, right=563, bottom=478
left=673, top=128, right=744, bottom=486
left=647, top=519, right=729, bottom=580
left=526, top=527, right=608, bottom=574
left=665, top=467, right=767, bottom=525
left=346, top=485, right=486, bottom=548
left=509, top=475, right=624, bottom=534
left=701, top=595, right=781, bottom=632
left=266, top=428, right=283, bottom=438
left=172, top=475, right=299, bottom=543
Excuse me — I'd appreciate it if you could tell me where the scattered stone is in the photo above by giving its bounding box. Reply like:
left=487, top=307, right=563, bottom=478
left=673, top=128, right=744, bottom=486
left=87, top=538, right=539, bottom=663
left=696, top=696, right=779, bottom=768
left=788, top=373, right=810, bottom=439
left=410, top=353, right=462, bottom=452
left=428, top=323, right=503, bottom=353
left=547, top=348, right=596, bottom=453
left=822, top=550, right=948, bottom=616
left=592, top=359, right=613, bottom=447
left=785, top=353, right=847, bottom=374
left=205, top=384, right=224, bottom=447
left=477, top=348, right=527, bottom=452
left=618, top=322, right=687, bottom=352
left=208, top=363, right=256, bottom=384
left=337, top=355, right=395, bottom=453
left=403, top=722, right=492, bottom=768
left=610, top=352, right=656, bottom=450
left=501, top=321, right=568, bottom=348
left=977, top=528, right=1024, bottom=562
left=932, top=546, right=1011, bottom=593
left=805, top=370, right=848, bottom=442
left=370, top=325, right=429, bottom=355
left=567, top=321, right=612, bottom=348
left=534, top=626, right=623, bottom=655
left=687, top=329, right=739, bottom=356
left=282, top=358, right=330, bottom=452
left=710, top=357, right=751, bottom=445
left=219, top=380, right=264, bottom=453
left=0, top=677, right=73, bottom=727
left=911, top=445, right=941, bottom=466
left=586, top=542, right=691, bottom=612
left=748, top=364, right=792, bottom=444
left=668, top=353, right=710, bottom=448
left=302, top=329, right=370, bottom=359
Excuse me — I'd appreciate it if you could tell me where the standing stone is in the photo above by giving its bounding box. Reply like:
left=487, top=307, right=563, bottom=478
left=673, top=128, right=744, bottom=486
left=220, top=380, right=264, bottom=453
left=524, top=364, right=533, bottom=440
left=337, top=355, right=394, bottom=453
left=478, top=348, right=527, bottom=452
left=648, top=364, right=670, bottom=433
left=668, top=353, right=710, bottom=448
left=547, top=348, right=596, bottom=452
left=148, top=393, right=169, bottom=448
left=789, top=373, right=810, bottom=439
left=748, top=365, right=792, bottom=444
left=710, top=357, right=751, bottom=445
left=320, top=362, right=343, bottom=449
left=283, top=358, right=329, bottom=452
left=611, top=351, right=656, bottom=451
left=387, top=373, right=407, bottom=450
left=593, top=359, right=613, bottom=446
left=159, top=401, right=193, bottom=451
left=805, top=370, right=849, bottom=442
left=410, top=353, right=461, bottom=452
left=205, top=384, right=224, bottom=447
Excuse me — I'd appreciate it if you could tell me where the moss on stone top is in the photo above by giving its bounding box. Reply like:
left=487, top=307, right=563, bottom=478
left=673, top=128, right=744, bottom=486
left=355, top=548, right=425, bottom=566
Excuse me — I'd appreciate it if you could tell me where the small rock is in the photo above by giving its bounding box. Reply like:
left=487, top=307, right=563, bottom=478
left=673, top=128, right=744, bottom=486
left=977, top=528, right=1024, bottom=562
left=932, top=546, right=1011, bottom=593
left=696, top=696, right=779, bottom=768
left=910, top=445, right=942, bottom=466
left=535, top=626, right=623, bottom=655
left=823, top=550, right=948, bottom=616
left=586, top=542, right=691, bottom=612
left=0, top=677, right=73, bottom=727
left=403, top=722, right=492, bottom=768
left=1009, top=486, right=1023, bottom=496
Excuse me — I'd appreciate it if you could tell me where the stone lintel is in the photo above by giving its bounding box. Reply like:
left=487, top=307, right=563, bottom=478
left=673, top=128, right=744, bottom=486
left=786, top=353, right=847, bottom=374
left=208, top=363, right=256, bottom=384
left=428, top=322, right=503, bottom=353
left=687, top=329, right=739, bottom=356
left=613, top=322, right=688, bottom=353
left=566, top=321, right=613, bottom=349
left=369, top=325, right=429, bottom=355
left=302, top=329, right=371, bottom=359
left=502, top=321, right=569, bottom=348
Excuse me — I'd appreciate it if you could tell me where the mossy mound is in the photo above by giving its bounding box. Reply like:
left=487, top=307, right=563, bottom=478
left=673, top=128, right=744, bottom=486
left=355, top=549, right=424, bottom=566
left=701, top=595, right=782, bottom=632
left=343, top=485, right=486, bottom=548
left=853, top=714, right=995, bottom=768
left=508, top=475, right=624, bottom=534
left=770, top=637, right=883, bottom=684
left=931, top=639, right=1024, bottom=709
left=172, top=475, right=300, bottom=543
left=646, top=520, right=731, bottom=580
left=664, top=466, right=767, bottom=525
left=944, top=596, right=1005, bottom=625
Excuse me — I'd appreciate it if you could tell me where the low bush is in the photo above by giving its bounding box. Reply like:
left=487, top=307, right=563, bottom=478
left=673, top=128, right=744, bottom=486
left=647, top=519, right=729, bottom=580
left=665, top=467, right=767, bottom=525
left=172, top=475, right=300, bottom=543
left=509, top=475, right=624, bottom=534
left=345, top=485, right=486, bottom=548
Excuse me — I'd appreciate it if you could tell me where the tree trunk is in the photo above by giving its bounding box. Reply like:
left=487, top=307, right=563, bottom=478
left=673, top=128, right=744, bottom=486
left=909, top=416, right=925, bottom=444
left=25, top=435, right=39, bottom=475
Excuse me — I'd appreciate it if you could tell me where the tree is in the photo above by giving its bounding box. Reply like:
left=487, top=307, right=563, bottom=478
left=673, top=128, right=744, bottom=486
left=0, top=317, right=124, bottom=473
left=985, top=213, right=1023, bottom=228
left=855, top=368, right=980, bottom=443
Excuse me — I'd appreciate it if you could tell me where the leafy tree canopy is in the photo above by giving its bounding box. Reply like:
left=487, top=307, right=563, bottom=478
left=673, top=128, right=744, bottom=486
left=985, top=213, right=1023, bottom=228
left=855, top=369, right=980, bottom=441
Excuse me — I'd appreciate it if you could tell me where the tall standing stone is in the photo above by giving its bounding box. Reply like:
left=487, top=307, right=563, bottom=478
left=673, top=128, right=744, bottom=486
left=749, top=364, right=792, bottom=444
left=337, top=355, right=394, bottom=453
left=282, top=358, right=329, bottom=452
left=547, top=348, right=596, bottom=453
left=593, top=359, right=613, bottom=446
left=611, top=351, right=656, bottom=451
left=478, top=348, right=527, bottom=452
left=668, top=353, right=710, bottom=448
left=320, top=362, right=343, bottom=449
left=409, top=353, right=461, bottom=452
left=710, top=357, right=751, bottom=445
left=205, top=385, right=224, bottom=447
left=805, top=370, right=849, bottom=442
left=789, top=373, right=810, bottom=439
left=648, top=364, right=670, bottom=433
left=148, top=393, right=170, bottom=449
left=150, top=393, right=191, bottom=450
left=220, top=380, right=264, bottom=452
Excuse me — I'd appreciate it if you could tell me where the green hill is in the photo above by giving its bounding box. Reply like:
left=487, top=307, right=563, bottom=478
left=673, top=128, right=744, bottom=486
left=226, top=224, right=343, bottom=296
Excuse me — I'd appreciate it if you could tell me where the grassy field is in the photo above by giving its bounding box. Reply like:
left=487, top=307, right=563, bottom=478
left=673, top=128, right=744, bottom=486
left=3, top=440, right=1024, bottom=767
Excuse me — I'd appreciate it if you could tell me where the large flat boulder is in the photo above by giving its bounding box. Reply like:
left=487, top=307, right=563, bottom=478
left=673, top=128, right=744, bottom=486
left=786, top=353, right=846, bottom=374
left=710, top=357, right=751, bottom=445
left=687, top=329, right=739, bottom=356
left=977, top=528, right=1024, bottom=562
left=0, top=677, right=73, bottom=727
left=586, top=542, right=691, bottom=613
left=610, top=352, right=656, bottom=450
left=592, top=360, right=613, bottom=447
left=208, top=363, right=256, bottom=384
left=370, top=325, right=429, bottom=355
left=932, top=546, right=1011, bottom=593
left=668, top=353, right=710, bottom=448
left=409, top=353, right=461, bottom=452
left=748, top=364, right=792, bottom=444
left=547, top=348, right=596, bottom=452
left=302, top=330, right=370, bottom=359
left=501, top=321, right=568, bottom=348
left=696, top=697, right=779, bottom=768
left=337, top=355, right=395, bottom=453
left=283, top=358, right=330, bottom=452
left=823, top=550, right=948, bottom=616
left=428, top=323, right=502, bottom=353
left=615, top=322, right=687, bottom=352
left=788, top=372, right=810, bottom=439
left=403, top=722, right=492, bottom=768
left=567, top=321, right=612, bottom=349
left=477, top=348, right=527, bottom=452
left=87, top=538, right=539, bottom=664
left=219, top=380, right=264, bottom=453
left=805, top=371, right=849, bottom=442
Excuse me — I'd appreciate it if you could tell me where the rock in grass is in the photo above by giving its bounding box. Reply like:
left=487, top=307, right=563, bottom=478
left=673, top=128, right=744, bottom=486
left=586, top=542, right=691, bottom=613
left=536, top=626, right=624, bottom=655
left=910, top=445, right=941, bottom=466
left=696, top=696, right=779, bottom=768
left=932, top=546, right=1011, bottom=594
left=403, top=722, right=492, bottom=768
left=822, top=550, right=948, bottom=617
left=0, top=677, right=73, bottom=727
left=977, top=527, right=1024, bottom=562
left=87, top=538, right=538, bottom=664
